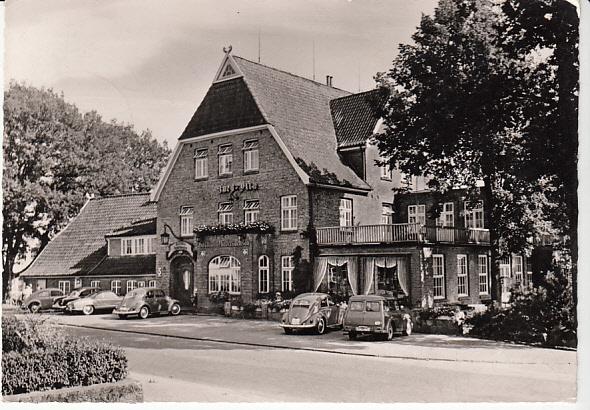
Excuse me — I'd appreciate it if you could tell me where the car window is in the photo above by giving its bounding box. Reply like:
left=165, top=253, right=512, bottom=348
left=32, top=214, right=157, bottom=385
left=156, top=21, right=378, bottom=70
left=146, top=291, right=154, bottom=298
left=366, top=301, right=381, bottom=312
left=80, top=290, right=91, bottom=297
left=50, top=290, right=62, bottom=297
left=350, top=301, right=364, bottom=311
left=320, top=298, right=328, bottom=308
left=292, top=299, right=310, bottom=308
left=155, top=290, right=165, bottom=298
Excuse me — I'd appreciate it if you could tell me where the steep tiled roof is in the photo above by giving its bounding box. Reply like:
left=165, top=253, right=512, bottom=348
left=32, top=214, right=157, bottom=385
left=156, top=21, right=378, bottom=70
left=105, top=217, right=156, bottom=238
left=21, top=193, right=156, bottom=277
left=87, top=255, right=156, bottom=276
left=330, top=89, right=388, bottom=148
left=234, top=57, right=370, bottom=191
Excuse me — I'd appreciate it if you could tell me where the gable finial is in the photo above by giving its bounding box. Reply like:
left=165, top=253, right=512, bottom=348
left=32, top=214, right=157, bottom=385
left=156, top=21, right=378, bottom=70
left=223, top=45, right=233, bottom=55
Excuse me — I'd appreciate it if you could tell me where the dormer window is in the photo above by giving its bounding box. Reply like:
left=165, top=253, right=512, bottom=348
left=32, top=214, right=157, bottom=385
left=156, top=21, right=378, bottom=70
left=222, top=64, right=235, bottom=78
left=122, top=236, right=156, bottom=256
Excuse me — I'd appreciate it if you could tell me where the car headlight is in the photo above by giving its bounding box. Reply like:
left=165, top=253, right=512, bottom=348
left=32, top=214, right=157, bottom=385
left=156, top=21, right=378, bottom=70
left=374, top=321, right=382, bottom=326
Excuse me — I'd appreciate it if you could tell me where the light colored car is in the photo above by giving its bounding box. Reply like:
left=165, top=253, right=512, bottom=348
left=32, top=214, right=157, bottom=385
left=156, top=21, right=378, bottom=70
left=65, top=290, right=122, bottom=315
left=113, top=288, right=181, bottom=319
left=22, top=288, right=64, bottom=313
left=280, top=292, right=343, bottom=335
left=343, top=295, right=413, bottom=341
left=53, top=287, right=101, bottom=311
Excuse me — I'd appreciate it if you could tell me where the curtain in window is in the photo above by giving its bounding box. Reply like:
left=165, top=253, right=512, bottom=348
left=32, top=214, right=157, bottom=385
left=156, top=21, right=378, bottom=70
left=362, top=257, right=375, bottom=295
left=363, top=256, right=410, bottom=296
left=313, top=257, right=329, bottom=292
left=313, top=256, right=358, bottom=295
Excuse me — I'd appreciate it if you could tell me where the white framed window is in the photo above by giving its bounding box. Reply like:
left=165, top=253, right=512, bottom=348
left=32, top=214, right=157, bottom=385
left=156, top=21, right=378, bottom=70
left=408, top=204, right=426, bottom=224
left=148, top=280, right=157, bottom=288
left=259, top=255, right=270, bottom=293
left=513, top=255, right=523, bottom=284
left=138, top=281, right=146, bottom=288
left=281, top=195, right=297, bottom=231
left=111, top=280, right=121, bottom=295
left=209, top=256, right=241, bottom=294
left=380, top=159, right=393, bottom=180
left=58, top=280, right=71, bottom=295
left=432, top=254, right=445, bottom=299
left=122, top=236, right=157, bottom=256
left=218, top=202, right=233, bottom=225
left=457, top=255, right=468, bottom=296
left=180, top=206, right=194, bottom=237
left=339, top=198, right=353, bottom=227
left=244, top=200, right=260, bottom=224
left=90, top=280, right=101, bottom=289
left=74, top=277, right=82, bottom=288
left=194, top=149, right=208, bottom=179
left=218, top=144, right=233, bottom=175
left=243, top=140, right=259, bottom=172
left=526, top=257, right=533, bottom=288
left=381, top=203, right=394, bottom=224
left=437, top=202, right=454, bottom=227
left=478, top=255, right=489, bottom=295
left=464, top=201, right=484, bottom=229
left=281, top=256, right=294, bottom=291
left=127, top=280, right=138, bottom=294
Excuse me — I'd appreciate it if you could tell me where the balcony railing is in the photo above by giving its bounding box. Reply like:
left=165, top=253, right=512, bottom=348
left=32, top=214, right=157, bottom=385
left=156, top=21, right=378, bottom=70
left=316, top=224, right=490, bottom=246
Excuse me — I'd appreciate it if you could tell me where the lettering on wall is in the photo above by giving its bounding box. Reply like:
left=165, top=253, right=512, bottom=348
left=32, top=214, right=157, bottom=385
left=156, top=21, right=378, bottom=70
left=219, top=181, right=259, bottom=201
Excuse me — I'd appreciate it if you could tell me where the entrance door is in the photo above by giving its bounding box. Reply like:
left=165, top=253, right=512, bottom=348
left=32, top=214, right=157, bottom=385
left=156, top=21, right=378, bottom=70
left=171, top=256, right=194, bottom=306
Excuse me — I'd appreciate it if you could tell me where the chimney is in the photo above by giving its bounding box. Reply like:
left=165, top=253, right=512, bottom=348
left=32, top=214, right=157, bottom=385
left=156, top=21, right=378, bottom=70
left=326, top=75, right=333, bottom=87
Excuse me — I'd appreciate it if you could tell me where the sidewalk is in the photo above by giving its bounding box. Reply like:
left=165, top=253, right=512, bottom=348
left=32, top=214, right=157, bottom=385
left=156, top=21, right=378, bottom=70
left=50, top=312, right=576, bottom=369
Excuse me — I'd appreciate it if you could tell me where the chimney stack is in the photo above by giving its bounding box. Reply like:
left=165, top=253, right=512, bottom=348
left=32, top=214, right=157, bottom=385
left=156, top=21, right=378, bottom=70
left=326, top=75, right=333, bottom=87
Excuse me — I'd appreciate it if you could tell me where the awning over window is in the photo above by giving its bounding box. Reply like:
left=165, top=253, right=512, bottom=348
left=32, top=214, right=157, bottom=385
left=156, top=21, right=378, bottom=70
left=217, top=203, right=233, bottom=212
left=179, top=207, right=194, bottom=216
left=194, top=149, right=208, bottom=158
left=218, top=144, right=233, bottom=155
left=243, top=200, right=260, bottom=210
left=243, top=140, right=259, bottom=150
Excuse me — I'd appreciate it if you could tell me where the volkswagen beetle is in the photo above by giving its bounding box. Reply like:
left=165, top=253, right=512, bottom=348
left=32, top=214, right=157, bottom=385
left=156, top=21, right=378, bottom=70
left=113, top=287, right=181, bottom=319
left=343, top=295, right=413, bottom=341
left=280, top=292, right=343, bottom=335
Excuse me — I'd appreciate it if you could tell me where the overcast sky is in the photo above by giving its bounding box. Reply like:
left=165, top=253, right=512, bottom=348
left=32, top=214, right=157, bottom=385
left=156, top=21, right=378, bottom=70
left=6, top=0, right=437, bottom=146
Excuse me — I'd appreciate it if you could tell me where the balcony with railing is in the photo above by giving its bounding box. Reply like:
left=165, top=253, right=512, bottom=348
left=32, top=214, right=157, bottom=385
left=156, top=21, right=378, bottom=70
left=315, top=224, right=490, bottom=246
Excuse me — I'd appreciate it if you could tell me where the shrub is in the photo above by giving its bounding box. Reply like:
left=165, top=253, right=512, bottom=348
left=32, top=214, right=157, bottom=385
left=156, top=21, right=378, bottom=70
left=2, top=315, right=66, bottom=353
left=242, top=303, right=257, bottom=318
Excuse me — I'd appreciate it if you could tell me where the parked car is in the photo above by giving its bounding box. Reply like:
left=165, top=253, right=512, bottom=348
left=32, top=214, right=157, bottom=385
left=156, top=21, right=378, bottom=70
left=280, top=292, right=343, bottom=335
left=113, top=287, right=181, bottom=319
left=22, top=288, right=65, bottom=313
left=65, top=290, right=123, bottom=315
left=343, top=295, right=413, bottom=341
left=53, top=287, right=101, bottom=311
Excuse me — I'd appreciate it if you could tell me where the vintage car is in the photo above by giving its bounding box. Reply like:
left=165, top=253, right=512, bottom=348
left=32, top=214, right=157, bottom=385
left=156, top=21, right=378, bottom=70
left=53, top=287, right=101, bottom=311
left=22, top=288, right=65, bottom=313
left=65, top=290, right=123, bottom=315
left=342, top=295, right=413, bottom=341
left=280, top=292, right=343, bottom=335
left=113, top=287, right=181, bottom=319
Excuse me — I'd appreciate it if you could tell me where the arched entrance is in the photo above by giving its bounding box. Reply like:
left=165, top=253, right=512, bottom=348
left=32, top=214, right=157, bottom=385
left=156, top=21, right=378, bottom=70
left=170, top=256, right=194, bottom=306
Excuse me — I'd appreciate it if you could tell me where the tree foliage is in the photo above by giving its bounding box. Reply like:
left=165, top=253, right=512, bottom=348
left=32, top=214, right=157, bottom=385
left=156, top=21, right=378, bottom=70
left=374, top=0, right=578, bottom=300
left=2, top=82, right=170, bottom=292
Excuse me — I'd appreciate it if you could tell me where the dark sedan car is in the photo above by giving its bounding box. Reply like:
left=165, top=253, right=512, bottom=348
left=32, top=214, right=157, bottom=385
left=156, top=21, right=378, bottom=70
left=280, top=293, right=343, bottom=335
left=22, top=288, right=65, bottom=313
left=113, top=288, right=181, bottom=319
left=53, top=287, right=101, bottom=311
left=343, top=295, right=413, bottom=341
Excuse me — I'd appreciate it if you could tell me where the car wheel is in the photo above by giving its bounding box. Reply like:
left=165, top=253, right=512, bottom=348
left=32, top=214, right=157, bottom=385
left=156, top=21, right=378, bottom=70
left=348, top=331, right=357, bottom=341
left=316, top=318, right=326, bottom=335
left=283, top=327, right=293, bottom=335
left=82, top=305, right=94, bottom=315
left=402, top=319, right=413, bottom=336
left=29, top=303, right=40, bottom=313
left=169, top=303, right=181, bottom=316
left=138, top=306, right=150, bottom=319
left=386, top=322, right=394, bottom=341
left=118, top=314, right=128, bottom=320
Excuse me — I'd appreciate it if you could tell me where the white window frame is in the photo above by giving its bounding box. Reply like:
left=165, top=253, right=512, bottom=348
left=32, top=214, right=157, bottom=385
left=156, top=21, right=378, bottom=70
left=90, top=280, right=101, bottom=289
left=180, top=207, right=194, bottom=237
left=478, top=255, right=489, bottom=295
left=259, top=255, right=270, bottom=293
left=513, top=255, right=523, bottom=284
left=111, top=280, right=121, bottom=295
left=432, top=254, right=445, bottom=299
left=58, top=280, right=71, bottom=295
left=74, top=277, right=82, bottom=288
left=121, top=236, right=157, bottom=256
left=408, top=204, right=426, bottom=225
left=244, top=200, right=260, bottom=224
left=127, top=280, right=138, bottom=294
left=526, top=256, right=533, bottom=288
left=380, top=159, right=393, bottom=180
left=218, top=144, right=233, bottom=175
left=339, top=198, right=353, bottom=227
left=209, top=256, right=241, bottom=294
left=464, top=201, right=484, bottom=229
left=137, top=281, right=146, bottom=288
left=457, top=254, right=468, bottom=297
left=437, top=202, right=454, bottom=227
left=194, top=149, right=208, bottom=179
left=148, top=280, right=157, bottom=288
left=281, top=195, right=297, bottom=231
left=281, top=256, right=294, bottom=292
left=218, top=202, right=233, bottom=225
left=381, top=203, right=394, bottom=224
left=243, top=140, right=259, bottom=172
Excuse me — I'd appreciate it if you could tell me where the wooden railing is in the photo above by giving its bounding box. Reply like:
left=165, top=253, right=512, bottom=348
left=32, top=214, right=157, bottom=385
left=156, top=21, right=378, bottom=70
left=315, top=224, right=490, bottom=246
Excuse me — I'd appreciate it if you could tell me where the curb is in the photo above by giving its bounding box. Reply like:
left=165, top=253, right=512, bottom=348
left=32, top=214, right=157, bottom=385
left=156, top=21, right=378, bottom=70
left=58, top=322, right=556, bottom=365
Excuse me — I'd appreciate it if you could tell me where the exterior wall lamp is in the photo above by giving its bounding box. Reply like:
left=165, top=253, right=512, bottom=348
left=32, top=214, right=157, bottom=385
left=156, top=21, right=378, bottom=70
left=160, top=223, right=181, bottom=245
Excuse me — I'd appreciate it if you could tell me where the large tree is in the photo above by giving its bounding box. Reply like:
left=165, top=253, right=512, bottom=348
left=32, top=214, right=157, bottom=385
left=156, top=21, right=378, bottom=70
left=2, top=82, right=171, bottom=294
left=374, top=0, right=577, bottom=302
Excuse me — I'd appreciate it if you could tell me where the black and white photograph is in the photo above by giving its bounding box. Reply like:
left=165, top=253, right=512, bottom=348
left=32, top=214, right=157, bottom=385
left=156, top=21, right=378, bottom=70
left=1, top=0, right=586, bottom=406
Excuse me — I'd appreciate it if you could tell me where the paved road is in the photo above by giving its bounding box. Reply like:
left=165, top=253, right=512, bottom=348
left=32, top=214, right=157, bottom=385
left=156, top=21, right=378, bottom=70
left=51, top=313, right=575, bottom=402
